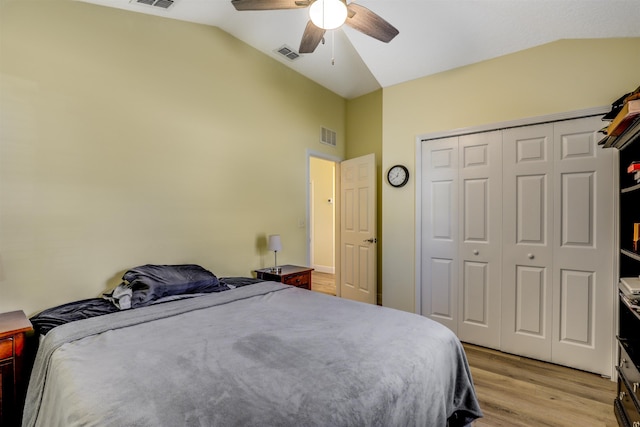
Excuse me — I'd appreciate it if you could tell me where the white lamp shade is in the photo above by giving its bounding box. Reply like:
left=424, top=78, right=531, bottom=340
left=309, top=0, right=348, bottom=30
left=268, top=234, right=282, bottom=252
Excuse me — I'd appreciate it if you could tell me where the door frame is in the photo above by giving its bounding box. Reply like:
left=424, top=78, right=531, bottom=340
left=306, top=150, right=343, bottom=296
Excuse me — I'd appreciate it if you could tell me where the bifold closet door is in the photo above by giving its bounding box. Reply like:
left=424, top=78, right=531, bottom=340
left=501, top=116, right=614, bottom=376
left=501, top=123, right=554, bottom=361
left=551, top=116, right=614, bottom=376
left=420, top=137, right=459, bottom=333
left=456, top=131, right=502, bottom=349
left=421, top=132, right=502, bottom=349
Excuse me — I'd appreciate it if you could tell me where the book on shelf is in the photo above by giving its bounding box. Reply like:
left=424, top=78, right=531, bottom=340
left=621, top=277, right=640, bottom=296
left=629, top=161, right=640, bottom=173
left=607, top=98, right=640, bottom=137
left=602, top=91, right=632, bottom=121
left=622, top=293, right=640, bottom=313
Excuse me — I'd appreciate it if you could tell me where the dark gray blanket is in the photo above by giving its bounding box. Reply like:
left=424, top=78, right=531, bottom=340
left=23, top=282, right=482, bottom=426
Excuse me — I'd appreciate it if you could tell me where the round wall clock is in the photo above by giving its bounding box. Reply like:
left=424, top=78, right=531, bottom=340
left=387, top=165, right=409, bottom=188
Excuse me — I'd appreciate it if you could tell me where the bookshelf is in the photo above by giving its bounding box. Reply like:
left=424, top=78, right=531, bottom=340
left=609, top=94, right=640, bottom=427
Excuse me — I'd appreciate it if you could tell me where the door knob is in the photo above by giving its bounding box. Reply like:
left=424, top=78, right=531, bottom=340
left=528, top=253, right=535, bottom=259
left=363, top=238, right=377, bottom=243
left=473, top=250, right=479, bottom=255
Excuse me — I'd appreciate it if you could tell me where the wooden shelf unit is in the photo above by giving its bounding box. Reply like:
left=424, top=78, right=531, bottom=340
left=609, top=105, right=640, bottom=427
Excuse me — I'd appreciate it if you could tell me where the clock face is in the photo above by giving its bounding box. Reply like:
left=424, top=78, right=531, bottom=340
left=387, top=165, right=409, bottom=187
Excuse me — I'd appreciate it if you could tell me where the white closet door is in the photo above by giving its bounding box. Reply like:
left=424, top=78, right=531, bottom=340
left=551, top=116, right=614, bottom=376
left=420, top=137, right=459, bottom=333
left=456, top=131, right=503, bottom=348
left=501, top=124, right=555, bottom=360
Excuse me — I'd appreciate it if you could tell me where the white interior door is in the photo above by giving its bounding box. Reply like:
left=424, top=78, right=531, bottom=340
left=421, top=137, right=460, bottom=332
left=456, top=131, right=503, bottom=348
left=551, top=116, right=614, bottom=376
left=340, top=153, right=377, bottom=304
left=501, top=123, right=555, bottom=361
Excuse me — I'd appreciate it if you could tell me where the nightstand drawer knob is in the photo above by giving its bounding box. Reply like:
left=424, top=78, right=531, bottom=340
left=620, top=391, right=626, bottom=400
left=634, top=382, right=639, bottom=393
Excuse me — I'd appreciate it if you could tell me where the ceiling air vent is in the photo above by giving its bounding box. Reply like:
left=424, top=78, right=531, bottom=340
left=320, top=127, right=337, bottom=147
left=275, top=45, right=301, bottom=62
left=132, top=0, right=175, bottom=9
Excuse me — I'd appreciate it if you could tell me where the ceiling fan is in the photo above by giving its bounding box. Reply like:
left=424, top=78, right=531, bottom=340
left=230, top=0, right=399, bottom=54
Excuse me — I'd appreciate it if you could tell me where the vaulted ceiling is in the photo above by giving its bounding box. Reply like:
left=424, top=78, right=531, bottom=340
left=80, top=0, right=640, bottom=99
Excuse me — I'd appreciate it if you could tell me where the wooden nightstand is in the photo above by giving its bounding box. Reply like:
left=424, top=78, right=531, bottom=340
left=0, top=311, right=33, bottom=427
left=255, top=265, right=314, bottom=290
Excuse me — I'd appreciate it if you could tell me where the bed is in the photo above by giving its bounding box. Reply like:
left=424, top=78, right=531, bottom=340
left=22, top=264, right=482, bottom=427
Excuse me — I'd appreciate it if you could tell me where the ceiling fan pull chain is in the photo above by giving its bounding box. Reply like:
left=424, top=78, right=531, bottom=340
left=331, top=30, right=335, bottom=65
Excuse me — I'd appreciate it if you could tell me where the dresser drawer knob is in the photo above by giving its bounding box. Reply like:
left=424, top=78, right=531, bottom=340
left=634, top=383, right=639, bottom=393
left=620, top=358, right=627, bottom=368
left=633, top=422, right=640, bottom=427
left=620, top=391, right=626, bottom=400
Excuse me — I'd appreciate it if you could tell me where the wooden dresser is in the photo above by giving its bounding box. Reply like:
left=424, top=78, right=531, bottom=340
left=0, top=310, right=33, bottom=427
left=255, top=265, right=314, bottom=290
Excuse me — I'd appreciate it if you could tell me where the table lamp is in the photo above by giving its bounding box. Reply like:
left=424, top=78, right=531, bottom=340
left=268, top=234, right=282, bottom=273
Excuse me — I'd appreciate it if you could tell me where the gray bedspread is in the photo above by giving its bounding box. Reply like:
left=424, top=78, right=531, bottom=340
left=23, top=282, right=482, bottom=427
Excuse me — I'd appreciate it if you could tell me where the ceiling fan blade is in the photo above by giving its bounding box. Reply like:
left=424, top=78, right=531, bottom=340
left=231, top=0, right=310, bottom=11
left=299, top=20, right=326, bottom=53
left=345, top=3, right=399, bottom=43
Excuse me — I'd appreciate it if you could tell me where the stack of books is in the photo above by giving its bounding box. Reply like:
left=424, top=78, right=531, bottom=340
left=620, top=277, right=640, bottom=313
left=599, top=85, right=640, bottom=148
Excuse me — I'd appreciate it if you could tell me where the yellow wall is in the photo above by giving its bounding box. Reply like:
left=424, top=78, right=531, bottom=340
left=0, top=1, right=345, bottom=315
left=310, top=157, right=335, bottom=272
left=381, top=38, right=640, bottom=312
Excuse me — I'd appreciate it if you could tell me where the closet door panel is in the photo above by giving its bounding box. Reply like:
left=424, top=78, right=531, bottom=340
left=462, top=260, right=489, bottom=325
left=429, top=258, right=455, bottom=320
left=561, top=172, right=594, bottom=247
left=559, top=269, right=594, bottom=345
left=552, top=116, right=614, bottom=376
left=502, top=124, right=554, bottom=361
left=517, top=175, right=546, bottom=244
left=515, top=265, right=547, bottom=336
left=421, top=137, right=459, bottom=333
left=457, top=131, right=502, bottom=348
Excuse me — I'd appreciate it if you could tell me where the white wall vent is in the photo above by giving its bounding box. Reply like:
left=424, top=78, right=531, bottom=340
left=274, top=45, right=301, bottom=62
left=131, top=0, right=176, bottom=9
left=320, top=127, right=337, bottom=147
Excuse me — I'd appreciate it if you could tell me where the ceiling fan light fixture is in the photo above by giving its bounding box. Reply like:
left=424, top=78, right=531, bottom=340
left=309, top=0, right=347, bottom=30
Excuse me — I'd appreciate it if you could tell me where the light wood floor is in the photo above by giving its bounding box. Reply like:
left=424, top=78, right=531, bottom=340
left=464, top=344, right=616, bottom=427
left=311, top=271, right=336, bottom=296
left=311, top=272, right=617, bottom=426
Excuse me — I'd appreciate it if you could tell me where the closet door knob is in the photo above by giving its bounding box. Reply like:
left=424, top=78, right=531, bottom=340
left=473, top=250, right=479, bottom=255
left=527, top=253, right=534, bottom=259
